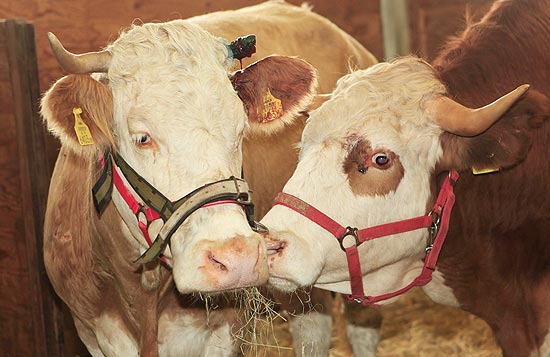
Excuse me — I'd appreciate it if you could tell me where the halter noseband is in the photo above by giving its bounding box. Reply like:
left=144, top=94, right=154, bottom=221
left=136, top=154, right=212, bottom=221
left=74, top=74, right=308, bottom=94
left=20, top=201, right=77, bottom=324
left=92, top=151, right=267, bottom=264
left=273, top=171, right=459, bottom=306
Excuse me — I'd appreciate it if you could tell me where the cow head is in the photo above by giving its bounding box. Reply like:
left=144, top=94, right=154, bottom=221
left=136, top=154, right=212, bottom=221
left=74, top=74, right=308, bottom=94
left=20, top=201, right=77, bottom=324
left=261, top=57, right=545, bottom=297
left=41, top=20, right=317, bottom=293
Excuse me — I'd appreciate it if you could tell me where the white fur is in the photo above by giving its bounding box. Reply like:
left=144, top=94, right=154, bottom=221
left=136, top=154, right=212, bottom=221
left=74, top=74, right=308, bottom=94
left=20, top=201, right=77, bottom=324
left=346, top=324, right=380, bottom=357
left=288, top=312, right=332, bottom=356
left=201, top=323, right=236, bottom=357
left=158, top=312, right=236, bottom=356
left=95, top=314, right=138, bottom=356
left=537, top=331, right=550, bottom=357
left=262, top=58, right=448, bottom=297
left=422, top=269, right=460, bottom=307
left=73, top=317, right=106, bottom=357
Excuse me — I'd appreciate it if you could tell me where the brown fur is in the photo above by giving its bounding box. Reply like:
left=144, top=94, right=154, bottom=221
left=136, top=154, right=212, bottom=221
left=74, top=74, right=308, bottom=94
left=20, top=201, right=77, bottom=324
left=231, top=55, right=317, bottom=131
left=430, top=0, right=550, bottom=355
left=41, top=74, right=115, bottom=159
left=343, top=140, right=404, bottom=197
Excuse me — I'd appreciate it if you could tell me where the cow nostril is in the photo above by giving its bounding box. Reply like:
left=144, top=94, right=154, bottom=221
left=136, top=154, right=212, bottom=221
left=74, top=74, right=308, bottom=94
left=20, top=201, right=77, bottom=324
left=266, top=240, right=285, bottom=256
left=208, top=253, right=228, bottom=271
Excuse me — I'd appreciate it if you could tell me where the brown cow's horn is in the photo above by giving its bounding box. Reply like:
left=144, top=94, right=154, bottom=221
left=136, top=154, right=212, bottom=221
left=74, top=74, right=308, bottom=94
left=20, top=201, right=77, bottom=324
left=48, top=32, right=111, bottom=74
left=429, top=84, right=530, bottom=136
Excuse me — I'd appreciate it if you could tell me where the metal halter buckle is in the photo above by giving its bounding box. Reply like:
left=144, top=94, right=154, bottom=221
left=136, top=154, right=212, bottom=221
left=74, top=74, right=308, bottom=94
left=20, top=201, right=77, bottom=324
left=427, top=210, right=441, bottom=253
left=252, top=221, right=269, bottom=234
left=339, top=226, right=360, bottom=252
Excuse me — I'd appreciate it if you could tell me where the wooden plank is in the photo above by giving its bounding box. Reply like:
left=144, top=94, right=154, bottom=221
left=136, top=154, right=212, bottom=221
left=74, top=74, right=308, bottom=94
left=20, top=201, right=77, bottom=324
left=1, top=0, right=383, bottom=92
left=0, top=271, right=34, bottom=355
left=0, top=19, right=62, bottom=357
left=381, top=0, right=410, bottom=60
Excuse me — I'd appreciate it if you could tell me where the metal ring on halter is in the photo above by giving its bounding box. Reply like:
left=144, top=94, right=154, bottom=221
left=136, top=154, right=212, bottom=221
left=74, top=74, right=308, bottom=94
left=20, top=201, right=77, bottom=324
left=339, top=226, right=360, bottom=252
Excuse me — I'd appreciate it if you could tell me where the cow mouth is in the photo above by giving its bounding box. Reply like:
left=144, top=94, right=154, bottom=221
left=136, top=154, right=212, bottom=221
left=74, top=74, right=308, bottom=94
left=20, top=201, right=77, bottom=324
left=266, top=240, right=285, bottom=256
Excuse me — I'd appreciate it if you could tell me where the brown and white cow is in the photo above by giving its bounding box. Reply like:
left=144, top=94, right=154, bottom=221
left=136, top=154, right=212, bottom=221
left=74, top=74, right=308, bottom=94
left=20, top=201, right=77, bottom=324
left=40, top=1, right=378, bottom=355
left=261, top=0, right=550, bottom=355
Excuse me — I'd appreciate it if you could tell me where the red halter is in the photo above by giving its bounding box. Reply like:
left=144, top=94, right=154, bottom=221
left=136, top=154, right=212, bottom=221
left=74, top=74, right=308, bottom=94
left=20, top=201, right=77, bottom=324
left=273, top=171, right=459, bottom=306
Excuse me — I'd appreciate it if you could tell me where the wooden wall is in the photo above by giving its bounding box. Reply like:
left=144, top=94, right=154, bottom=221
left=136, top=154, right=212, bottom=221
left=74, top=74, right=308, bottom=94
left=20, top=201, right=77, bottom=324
left=0, top=0, right=383, bottom=92
left=0, top=19, right=59, bottom=357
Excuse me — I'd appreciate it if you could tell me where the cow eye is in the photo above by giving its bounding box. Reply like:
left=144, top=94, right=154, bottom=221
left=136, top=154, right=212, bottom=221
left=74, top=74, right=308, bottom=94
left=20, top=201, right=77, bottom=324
left=134, top=133, right=152, bottom=146
left=372, top=152, right=389, bottom=166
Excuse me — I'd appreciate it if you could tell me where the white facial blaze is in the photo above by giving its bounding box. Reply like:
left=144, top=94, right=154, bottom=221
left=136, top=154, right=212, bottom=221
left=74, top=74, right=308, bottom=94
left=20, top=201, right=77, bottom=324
left=104, top=20, right=265, bottom=292
left=262, top=58, right=448, bottom=297
left=108, top=21, right=244, bottom=194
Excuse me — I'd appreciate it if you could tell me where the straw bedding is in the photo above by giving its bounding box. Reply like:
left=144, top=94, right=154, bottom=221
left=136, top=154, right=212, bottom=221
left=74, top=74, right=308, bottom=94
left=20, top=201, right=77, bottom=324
left=244, top=288, right=501, bottom=356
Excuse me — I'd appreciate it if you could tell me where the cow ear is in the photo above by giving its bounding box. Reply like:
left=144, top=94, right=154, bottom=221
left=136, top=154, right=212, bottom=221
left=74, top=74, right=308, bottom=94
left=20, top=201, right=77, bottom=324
left=436, top=90, right=550, bottom=173
left=230, top=55, right=318, bottom=135
left=41, top=74, right=114, bottom=160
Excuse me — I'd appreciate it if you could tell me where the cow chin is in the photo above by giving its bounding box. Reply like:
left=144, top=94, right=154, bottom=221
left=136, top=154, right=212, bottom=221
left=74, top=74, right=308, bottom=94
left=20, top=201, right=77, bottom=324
left=267, top=276, right=302, bottom=293
left=170, top=232, right=269, bottom=294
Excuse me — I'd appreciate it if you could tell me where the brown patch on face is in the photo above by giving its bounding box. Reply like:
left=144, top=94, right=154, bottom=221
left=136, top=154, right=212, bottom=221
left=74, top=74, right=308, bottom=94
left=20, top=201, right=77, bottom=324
left=343, top=139, right=404, bottom=196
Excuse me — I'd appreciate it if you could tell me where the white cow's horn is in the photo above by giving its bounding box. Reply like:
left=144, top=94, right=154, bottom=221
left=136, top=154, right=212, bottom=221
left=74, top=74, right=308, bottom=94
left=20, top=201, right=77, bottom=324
left=429, top=84, right=530, bottom=136
left=48, top=32, right=111, bottom=74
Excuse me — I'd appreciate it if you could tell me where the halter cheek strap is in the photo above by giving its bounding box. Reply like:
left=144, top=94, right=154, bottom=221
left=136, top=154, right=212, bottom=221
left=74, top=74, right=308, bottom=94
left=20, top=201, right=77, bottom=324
left=273, top=171, right=459, bottom=306
left=92, top=151, right=267, bottom=264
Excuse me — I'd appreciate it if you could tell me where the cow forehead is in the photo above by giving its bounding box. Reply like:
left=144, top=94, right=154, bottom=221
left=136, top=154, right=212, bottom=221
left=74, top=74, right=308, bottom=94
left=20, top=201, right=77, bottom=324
left=302, top=58, right=446, bottom=154
left=106, top=21, right=232, bottom=95
left=102, top=20, right=245, bottom=139
left=108, top=20, right=231, bottom=74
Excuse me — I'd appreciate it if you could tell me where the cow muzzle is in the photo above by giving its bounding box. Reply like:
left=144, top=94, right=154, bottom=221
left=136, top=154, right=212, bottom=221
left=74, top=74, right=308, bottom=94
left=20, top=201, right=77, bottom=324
left=171, top=232, right=269, bottom=293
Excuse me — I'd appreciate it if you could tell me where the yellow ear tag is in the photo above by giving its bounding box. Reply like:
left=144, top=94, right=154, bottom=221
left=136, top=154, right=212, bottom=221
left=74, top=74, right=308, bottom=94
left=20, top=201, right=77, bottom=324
left=472, top=167, right=500, bottom=175
left=261, top=88, right=283, bottom=123
left=73, top=107, right=94, bottom=146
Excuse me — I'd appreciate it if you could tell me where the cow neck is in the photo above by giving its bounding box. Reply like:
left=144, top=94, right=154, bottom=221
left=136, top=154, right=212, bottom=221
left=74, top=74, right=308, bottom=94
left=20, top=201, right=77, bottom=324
left=273, top=171, right=459, bottom=306
left=92, top=151, right=267, bottom=265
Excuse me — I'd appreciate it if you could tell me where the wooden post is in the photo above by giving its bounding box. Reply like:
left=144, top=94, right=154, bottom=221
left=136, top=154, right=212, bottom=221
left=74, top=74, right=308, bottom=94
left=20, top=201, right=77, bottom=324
left=0, top=19, right=63, bottom=356
left=380, top=0, right=411, bottom=60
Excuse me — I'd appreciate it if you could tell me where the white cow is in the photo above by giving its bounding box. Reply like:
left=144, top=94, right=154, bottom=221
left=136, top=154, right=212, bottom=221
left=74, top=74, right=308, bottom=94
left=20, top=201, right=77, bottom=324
left=261, top=55, right=550, bottom=355
left=41, top=1, right=378, bottom=355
